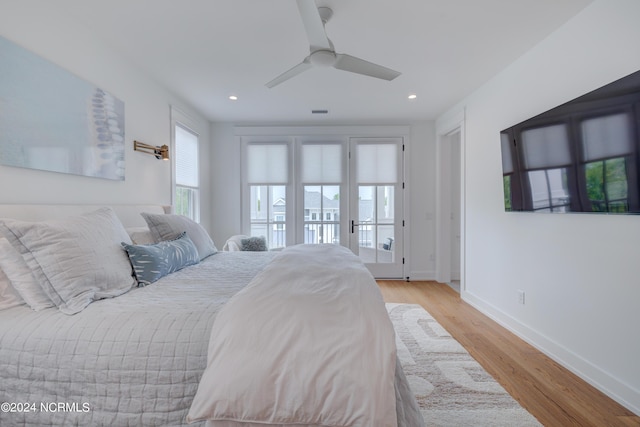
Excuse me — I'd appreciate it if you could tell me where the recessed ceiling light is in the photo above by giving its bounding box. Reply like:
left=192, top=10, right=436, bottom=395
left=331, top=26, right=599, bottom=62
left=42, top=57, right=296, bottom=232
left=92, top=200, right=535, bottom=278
left=229, top=95, right=238, bottom=101
left=408, top=94, right=417, bottom=100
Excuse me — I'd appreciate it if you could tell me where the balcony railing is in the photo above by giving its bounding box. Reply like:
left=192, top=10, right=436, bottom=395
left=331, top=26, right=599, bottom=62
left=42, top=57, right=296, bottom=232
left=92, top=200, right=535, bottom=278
left=304, top=223, right=340, bottom=244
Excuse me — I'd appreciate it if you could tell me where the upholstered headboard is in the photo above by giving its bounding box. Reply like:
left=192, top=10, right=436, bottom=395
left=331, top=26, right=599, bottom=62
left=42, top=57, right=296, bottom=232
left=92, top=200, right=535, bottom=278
left=0, top=204, right=171, bottom=228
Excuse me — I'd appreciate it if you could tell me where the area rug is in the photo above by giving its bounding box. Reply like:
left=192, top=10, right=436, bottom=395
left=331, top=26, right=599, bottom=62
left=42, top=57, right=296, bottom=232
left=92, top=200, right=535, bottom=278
left=387, top=303, right=542, bottom=427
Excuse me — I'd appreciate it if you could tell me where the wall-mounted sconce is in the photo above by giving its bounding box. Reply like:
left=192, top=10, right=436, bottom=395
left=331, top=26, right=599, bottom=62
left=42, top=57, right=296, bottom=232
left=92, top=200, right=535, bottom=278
left=134, top=140, right=169, bottom=160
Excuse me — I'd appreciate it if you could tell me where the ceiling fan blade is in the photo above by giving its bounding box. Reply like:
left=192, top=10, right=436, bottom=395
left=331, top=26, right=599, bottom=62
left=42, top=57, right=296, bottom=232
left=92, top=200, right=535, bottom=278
left=265, top=58, right=313, bottom=88
left=296, top=0, right=331, bottom=51
left=334, top=53, right=401, bottom=81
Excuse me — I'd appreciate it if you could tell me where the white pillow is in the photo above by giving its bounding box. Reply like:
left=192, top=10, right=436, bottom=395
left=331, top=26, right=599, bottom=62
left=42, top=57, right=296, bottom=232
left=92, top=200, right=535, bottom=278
left=222, top=235, right=249, bottom=251
left=141, top=212, right=217, bottom=260
left=0, top=237, right=50, bottom=311
left=0, top=271, right=24, bottom=310
left=126, top=227, right=155, bottom=245
left=0, top=207, right=136, bottom=315
left=0, top=262, right=25, bottom=311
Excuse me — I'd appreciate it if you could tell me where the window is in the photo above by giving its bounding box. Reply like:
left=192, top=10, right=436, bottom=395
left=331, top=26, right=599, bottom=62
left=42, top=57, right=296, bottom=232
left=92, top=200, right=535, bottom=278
left=242, top=140, right=346, bottom=249
left=244, top=143, right=289, bottom=249
left=174, top=124, right=200, bottom=221
left=304, top=185, right=340, bottom=244
left=301, top=143, right=342, bottom=245
left=249, top=185, right=286, bottom=248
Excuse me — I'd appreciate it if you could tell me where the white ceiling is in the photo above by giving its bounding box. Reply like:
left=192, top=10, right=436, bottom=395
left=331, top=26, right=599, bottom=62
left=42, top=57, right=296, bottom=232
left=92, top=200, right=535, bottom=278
left=59, top=0, right=593, bottom=124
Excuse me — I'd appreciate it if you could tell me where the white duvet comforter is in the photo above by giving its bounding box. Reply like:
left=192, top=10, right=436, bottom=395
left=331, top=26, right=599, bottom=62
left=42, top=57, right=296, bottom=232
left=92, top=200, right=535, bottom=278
left=187, top=244, right=398, bottom=427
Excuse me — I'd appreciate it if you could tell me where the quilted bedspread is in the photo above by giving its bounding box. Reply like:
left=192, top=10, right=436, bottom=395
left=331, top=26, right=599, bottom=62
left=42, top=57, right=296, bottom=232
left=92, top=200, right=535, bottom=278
left=0, top=249, right=423, bottom=427
left=0, top=251, right=276, bottom=426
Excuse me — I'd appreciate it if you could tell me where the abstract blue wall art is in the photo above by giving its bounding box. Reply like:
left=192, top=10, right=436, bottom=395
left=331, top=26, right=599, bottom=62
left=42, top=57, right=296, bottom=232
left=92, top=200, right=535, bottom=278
left=0, top=35, right=125, bottom=180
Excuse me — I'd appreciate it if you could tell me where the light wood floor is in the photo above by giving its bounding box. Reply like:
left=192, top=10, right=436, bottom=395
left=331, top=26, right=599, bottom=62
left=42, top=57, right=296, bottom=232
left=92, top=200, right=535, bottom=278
left=378, top=280, right=640, bottom=427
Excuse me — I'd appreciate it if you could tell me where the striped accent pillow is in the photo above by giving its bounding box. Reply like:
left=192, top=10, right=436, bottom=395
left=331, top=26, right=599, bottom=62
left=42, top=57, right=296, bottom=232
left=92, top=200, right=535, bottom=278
left=122, top=232, right=199, bottom=286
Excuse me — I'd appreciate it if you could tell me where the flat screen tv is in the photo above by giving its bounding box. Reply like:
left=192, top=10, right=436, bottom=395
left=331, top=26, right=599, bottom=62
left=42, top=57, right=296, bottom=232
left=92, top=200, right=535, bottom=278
left=500, top=69, right=640, bottom=213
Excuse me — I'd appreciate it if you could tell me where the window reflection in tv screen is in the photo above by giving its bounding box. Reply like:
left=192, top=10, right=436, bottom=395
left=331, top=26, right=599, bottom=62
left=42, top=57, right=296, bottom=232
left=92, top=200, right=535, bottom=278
left=500, top=70, right=640, bottom=213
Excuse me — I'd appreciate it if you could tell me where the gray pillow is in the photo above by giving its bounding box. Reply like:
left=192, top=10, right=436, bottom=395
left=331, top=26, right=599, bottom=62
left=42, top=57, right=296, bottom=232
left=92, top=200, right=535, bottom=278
left=241, top=236, right=268, bottom=251
left=121, top=232, right=200, bottom=286
left=141, top=213, right=217, bottom=260
left=0, top=207, right=136, bottom=315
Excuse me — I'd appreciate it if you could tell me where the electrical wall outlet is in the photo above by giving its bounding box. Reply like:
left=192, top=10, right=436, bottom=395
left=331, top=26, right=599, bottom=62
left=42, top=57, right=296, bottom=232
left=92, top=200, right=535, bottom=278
left=517, top=290, right=525, bottom=305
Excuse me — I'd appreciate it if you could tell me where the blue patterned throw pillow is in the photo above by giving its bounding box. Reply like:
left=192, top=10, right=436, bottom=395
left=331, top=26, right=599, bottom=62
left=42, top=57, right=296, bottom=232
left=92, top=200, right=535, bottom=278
left=121, top=232, right=199, bottom=286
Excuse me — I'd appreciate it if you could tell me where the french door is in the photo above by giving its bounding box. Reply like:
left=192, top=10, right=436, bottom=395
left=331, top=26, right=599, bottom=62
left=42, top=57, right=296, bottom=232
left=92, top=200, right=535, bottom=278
left=243, top=136, right=405, bottom=278
left=348, top=138, right=404, bottom=278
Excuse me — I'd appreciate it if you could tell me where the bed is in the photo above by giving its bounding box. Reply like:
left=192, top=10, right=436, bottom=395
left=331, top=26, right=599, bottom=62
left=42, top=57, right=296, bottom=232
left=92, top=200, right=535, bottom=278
left=0, top=204, right=423, bottom=427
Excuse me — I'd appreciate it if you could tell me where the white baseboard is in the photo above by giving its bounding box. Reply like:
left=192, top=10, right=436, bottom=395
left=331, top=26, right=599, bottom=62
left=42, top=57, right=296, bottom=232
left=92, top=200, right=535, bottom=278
left=407, top=270, right=435, bottom=281
left=461, top=290, right=640, bottom=416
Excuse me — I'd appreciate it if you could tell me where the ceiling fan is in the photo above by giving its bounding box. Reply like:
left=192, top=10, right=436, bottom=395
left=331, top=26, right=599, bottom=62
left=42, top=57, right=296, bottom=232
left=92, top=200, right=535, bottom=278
left=266, top=0, right=401, bottom=88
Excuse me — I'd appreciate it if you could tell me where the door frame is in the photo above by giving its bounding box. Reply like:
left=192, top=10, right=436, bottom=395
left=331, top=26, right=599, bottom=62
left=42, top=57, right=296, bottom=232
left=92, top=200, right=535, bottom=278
left=435, top=109, right=466, bottom=289
left=348, top=137, right=405, bottom=279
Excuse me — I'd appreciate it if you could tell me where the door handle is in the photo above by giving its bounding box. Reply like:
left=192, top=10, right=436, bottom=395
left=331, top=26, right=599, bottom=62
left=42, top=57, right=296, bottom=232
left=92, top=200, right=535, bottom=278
left=351, top=220, right=360, bottom=234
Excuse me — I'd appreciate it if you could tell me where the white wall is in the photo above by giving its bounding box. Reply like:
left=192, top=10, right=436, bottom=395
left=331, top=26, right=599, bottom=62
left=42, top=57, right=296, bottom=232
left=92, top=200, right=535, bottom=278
left=209, top=122, right=437, bottom=279
left=0, top=2, right=212, bottom=229
left=210, top=123, right=241, bottom=244
left=408, top=123, right=437, bottom=279
left=438, top=0, right=640, bottom=413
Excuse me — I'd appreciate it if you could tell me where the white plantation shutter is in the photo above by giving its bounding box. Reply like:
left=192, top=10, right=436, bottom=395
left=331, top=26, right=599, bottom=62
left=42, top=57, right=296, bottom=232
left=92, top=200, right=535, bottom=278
left=175, top=125, right=199, bottom=187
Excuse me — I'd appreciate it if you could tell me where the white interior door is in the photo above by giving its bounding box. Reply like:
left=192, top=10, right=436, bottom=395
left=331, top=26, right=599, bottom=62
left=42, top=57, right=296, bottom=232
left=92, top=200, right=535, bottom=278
left=349, top=137, right=404, bottom=278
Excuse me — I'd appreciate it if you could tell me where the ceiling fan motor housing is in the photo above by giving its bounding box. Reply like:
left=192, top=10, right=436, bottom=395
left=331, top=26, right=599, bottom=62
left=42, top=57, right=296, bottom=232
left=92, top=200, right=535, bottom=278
left=309, top=49, right=336, bottom=67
